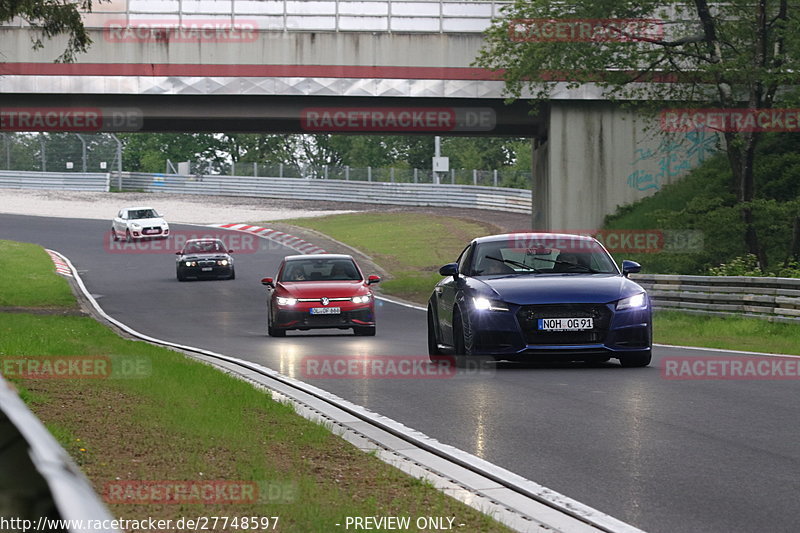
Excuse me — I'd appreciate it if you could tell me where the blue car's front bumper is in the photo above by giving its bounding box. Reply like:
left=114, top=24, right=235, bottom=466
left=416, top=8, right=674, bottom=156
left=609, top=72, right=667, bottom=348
left=467, top=301, right=652, bottom=360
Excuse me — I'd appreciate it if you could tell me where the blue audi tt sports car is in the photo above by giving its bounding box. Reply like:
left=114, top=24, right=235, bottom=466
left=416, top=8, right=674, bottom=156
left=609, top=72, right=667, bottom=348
left=427, top=233, right=652, bottom=367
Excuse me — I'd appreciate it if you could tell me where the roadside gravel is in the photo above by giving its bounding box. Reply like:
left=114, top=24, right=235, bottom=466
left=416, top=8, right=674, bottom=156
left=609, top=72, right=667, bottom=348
left=0, top=188, right=532, bottom=231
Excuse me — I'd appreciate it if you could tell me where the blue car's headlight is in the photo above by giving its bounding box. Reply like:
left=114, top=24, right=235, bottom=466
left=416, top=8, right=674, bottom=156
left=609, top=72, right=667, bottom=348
left=616, top=292, right=647, bottom=310
left=473, top=297, right=509, bottom=312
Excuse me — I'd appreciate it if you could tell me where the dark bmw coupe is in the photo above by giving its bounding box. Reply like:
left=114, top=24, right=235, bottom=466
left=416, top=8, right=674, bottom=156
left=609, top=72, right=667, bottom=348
left=427, top=233, right=652, bottom=367
left=175, top=238, right=235, bottom=281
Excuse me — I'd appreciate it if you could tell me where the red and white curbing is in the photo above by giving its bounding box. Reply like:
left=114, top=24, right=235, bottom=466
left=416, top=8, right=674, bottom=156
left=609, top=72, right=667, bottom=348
left=46, top=249, right=73, bottom=277
left=208, top=223, right=327, bottom=255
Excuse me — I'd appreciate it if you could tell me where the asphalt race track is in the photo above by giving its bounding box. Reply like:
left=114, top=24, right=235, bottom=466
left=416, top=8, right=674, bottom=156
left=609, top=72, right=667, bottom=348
left=2, top=213, right=799, bottom=533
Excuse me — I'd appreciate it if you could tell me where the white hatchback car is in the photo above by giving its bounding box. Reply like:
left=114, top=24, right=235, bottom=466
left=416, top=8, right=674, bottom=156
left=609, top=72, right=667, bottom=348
left=111, top=207, right=170, bottom=241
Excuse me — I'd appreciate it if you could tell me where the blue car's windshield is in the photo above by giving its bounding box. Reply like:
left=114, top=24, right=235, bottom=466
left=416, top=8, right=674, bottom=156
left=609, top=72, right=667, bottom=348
left=471, top=237, right=618, bottom=275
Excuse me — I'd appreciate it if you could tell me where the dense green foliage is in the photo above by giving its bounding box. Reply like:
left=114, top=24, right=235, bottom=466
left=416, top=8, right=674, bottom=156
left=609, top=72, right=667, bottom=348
left=0, top=0, right=94, bottom=61
left=605, top=133, right=800, bottom=275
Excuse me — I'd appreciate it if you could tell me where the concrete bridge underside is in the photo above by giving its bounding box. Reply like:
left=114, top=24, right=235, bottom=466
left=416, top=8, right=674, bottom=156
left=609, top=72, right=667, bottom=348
left=1, top=28, right=702, bottom=230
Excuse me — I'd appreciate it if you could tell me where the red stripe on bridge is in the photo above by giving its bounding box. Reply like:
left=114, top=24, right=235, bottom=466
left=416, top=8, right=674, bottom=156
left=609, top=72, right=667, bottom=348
left=0, top=63, right=502, bottom=81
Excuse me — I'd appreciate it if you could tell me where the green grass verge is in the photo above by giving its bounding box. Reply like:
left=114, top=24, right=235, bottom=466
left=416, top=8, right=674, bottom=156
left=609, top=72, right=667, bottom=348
left=653, top=310, right=800, bottom=355
left=280, top=213, right=498, bottom=303
left=0, top=241, right=75, bottom=307
left=0, top=239, right=512, bottom=532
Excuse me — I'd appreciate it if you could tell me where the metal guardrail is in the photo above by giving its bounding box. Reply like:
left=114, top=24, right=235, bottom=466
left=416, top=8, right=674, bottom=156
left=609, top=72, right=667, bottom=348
left=0, top=171, right=109, bottom=192
left=71, top=0, right=511, bottom=33
left=116, top=172, right=533, bottom=213
left=0, top=374, right=120, bottom=532
left=632, top=274, right=800, bottom=324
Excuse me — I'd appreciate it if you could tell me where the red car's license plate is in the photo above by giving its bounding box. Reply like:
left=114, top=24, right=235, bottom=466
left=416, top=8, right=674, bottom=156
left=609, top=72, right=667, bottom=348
left=310, top=307, right=341, bottom=315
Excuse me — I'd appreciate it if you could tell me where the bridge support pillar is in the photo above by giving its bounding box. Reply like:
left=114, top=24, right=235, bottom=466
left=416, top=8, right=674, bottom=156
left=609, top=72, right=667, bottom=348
left=532, top=101, right=706, bottom=231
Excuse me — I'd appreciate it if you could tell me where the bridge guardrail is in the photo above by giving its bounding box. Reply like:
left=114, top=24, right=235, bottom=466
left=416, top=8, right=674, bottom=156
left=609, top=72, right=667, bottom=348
left=0, top=171, right=109, bottom=192
left=631, top=273, right=800, bottom=324
left=27, top=0, right=511, bottom=34
left=0, top=374, right=120, bottom=532
left=116, top=172, right=533, bottom=213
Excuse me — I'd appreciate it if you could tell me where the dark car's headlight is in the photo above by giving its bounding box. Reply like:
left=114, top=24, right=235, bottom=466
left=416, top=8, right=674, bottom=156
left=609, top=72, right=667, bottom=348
left=217, top=259, right=229, bottom=266
left=184, top=261, right=196, bottom=267
left=472, top=297, right=509, bottom=312
left=616, top=292, right=647, bottom=310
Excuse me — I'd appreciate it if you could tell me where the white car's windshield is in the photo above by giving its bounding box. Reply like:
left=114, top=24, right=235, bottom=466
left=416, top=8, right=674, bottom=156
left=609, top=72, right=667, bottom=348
left=129, top=209, right=158, bottom=219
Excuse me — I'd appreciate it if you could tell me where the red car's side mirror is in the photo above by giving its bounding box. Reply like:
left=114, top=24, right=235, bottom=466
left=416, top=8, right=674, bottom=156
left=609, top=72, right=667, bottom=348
left=367, top=275, right=381, bottom=285
left=261, top=277, right=274, bottom=287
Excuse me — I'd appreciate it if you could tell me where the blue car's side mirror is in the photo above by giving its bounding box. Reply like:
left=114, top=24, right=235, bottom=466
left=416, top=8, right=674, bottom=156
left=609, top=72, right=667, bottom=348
left=622, top=260, right=641, bottom=277
left=438, top=263, right=459, bottom=277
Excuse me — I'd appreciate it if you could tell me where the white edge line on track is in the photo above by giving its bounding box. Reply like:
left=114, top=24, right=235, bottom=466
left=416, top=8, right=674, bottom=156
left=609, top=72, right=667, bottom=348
left=48, top=247, right=645, bottom=533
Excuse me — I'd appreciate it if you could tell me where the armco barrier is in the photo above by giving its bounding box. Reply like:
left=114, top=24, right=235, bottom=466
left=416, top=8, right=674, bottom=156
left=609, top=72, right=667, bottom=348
left=0, top=374, right=120, bottom=532
left=631, top=273, right=800, bottom=324
left=0, top=171, right=109, bottom=192
left=115, top=172, right=532, bottom=214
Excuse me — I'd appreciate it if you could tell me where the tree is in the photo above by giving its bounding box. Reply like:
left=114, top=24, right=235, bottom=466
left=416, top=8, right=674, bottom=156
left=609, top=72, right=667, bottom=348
left=476, top=0, right=800, bottom=268
left=0, top=0, right=95, bottom=62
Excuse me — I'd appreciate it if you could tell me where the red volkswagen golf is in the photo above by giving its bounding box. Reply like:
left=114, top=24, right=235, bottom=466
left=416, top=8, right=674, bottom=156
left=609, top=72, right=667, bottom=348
left=261, top=254, right=380, bottom=337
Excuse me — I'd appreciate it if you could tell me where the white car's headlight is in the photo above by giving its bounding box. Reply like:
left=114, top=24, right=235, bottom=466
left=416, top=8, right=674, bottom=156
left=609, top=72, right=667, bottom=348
left=130, top=222, right=141, bottom=228
left=351, top=295, right=371, bottom=304
left=473, top=297, right=509, bottom=311
left=276, top=297, right=298, bottom=306
left=617, top=293, right=647, bottom=310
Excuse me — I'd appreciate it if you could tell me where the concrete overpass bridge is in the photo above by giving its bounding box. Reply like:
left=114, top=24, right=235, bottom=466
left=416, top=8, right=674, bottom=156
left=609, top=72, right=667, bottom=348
left=0, top=0, right=714, bottom=230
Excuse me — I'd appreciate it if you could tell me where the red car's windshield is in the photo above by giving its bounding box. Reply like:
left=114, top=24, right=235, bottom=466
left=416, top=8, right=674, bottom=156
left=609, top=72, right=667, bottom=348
left=280, top=259, right=361, bottom=282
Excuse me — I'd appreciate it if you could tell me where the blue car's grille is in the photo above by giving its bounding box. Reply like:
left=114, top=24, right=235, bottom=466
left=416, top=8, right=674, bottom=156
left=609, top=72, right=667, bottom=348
left=516, top=304, right=612, bottom=345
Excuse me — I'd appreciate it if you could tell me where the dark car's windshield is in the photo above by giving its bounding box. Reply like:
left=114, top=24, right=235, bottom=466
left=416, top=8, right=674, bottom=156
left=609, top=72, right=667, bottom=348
left=470, top=237, right=618, bottom=275
left=280, top=258, right=362, bottom=282
left=184, top=240, right=225, bottom=254
left=129, top=209, right=158, bottom=219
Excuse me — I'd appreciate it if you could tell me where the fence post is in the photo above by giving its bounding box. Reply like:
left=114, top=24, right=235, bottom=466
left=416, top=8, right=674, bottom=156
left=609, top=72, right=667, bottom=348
left=279, top=163, right=283, bottom=178
left=451, top=169, right=455, bottom=184
left=493, top=169, right=498, bottom=187
left=345, top=165, right=350, bottom=180
left=390, top=167, right=395, bottom=183
left=413, top=168, right=418, bottom=183
left=325, top=165, right=329, bottom=179
left=39, top=134, right=46, bottom=172
left=254, top=162, right=258, bottom=177
left=368, top=166, right=372, bottom=182
left=2, top=133, right=10, bottom=170
left=473, top=169, right=478, bottom=186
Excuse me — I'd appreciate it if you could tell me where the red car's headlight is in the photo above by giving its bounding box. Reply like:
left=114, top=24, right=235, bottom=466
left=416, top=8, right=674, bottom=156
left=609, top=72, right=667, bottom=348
left=351, top=295, right=371, bottom=304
